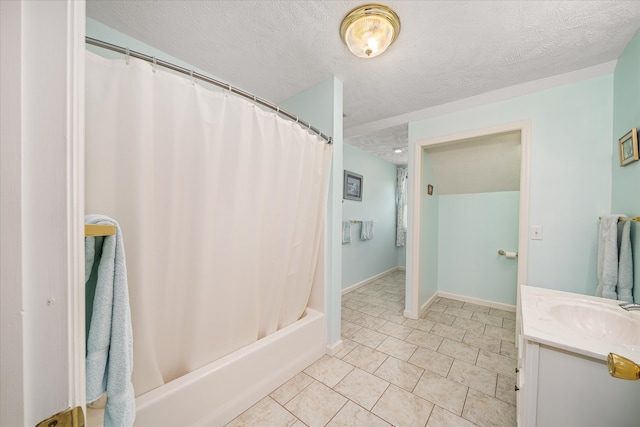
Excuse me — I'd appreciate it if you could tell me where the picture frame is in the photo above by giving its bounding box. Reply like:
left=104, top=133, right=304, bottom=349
left=618, top=128, right=639, bottom=167
left=343, top=170, right=363, bottom=201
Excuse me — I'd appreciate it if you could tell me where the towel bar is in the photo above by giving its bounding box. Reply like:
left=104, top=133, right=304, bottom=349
left=85, top=224, right=116, bottom=237
left=598, top=216, right=639, bottom=222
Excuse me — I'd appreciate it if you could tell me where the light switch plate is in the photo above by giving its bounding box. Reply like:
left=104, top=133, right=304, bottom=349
left=530, top=225, right=543, bottom=240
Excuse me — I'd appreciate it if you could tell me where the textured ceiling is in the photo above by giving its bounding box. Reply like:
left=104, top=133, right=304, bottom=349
left=346, top=124, right=408, bottom=165
left=426, top=131, right=522, bottom=195
left=86, top=0, right=640, bottom=166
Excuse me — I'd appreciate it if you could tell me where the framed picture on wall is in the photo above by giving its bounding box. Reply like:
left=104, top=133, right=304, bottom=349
left=618, top=128, right=639, bottom=167
left=343, top=170, right=363, bottom=201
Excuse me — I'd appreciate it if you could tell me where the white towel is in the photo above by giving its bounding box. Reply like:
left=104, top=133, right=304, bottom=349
left=361, top=220, right=374, bottom=240
left=342, top=221, right=351, bottom=244
left=596, top=215, right=623, bottom=300
left=85, top=215, right=135, bottom=427
left=617, top=220, right=633, bottom=303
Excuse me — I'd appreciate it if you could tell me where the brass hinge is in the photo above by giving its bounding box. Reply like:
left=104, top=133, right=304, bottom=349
left=36, top=406, right=85, bottom=427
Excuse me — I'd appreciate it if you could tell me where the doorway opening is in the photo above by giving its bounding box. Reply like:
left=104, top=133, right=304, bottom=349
left=407, top=121, right=530, bottom=324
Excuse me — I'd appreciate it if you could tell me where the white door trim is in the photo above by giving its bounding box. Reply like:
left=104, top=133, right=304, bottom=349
left=1, top=2, right=26, bottom=425
left=68, top=0, right=87, bottom=413
left=408, top=120, right=530, bottom=321
left=0, top=1, right=86, bottom=425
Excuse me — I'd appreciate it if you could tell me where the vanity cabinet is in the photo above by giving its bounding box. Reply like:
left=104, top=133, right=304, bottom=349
left=518, top=340, right=640, bottom=427
left=518, top=285, right=640, bottom=427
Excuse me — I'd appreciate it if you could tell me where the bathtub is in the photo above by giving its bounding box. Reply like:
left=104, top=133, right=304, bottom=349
left=87, top=308, right=326, bottom=426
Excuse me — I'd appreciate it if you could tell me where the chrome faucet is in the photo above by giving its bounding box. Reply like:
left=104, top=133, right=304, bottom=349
left=619, top=302, right=640, bottom=311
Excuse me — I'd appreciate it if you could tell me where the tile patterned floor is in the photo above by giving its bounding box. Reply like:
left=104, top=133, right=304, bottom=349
left=226, top=270, right=517, bottom=427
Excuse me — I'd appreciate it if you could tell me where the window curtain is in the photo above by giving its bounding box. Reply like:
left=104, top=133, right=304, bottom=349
left=396, top=167, right=408, bottom=247
left=85, top=51, right=333, bottom=396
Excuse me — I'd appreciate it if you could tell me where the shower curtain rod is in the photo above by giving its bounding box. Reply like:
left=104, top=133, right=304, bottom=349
left=85, top=37, right=332, bottom=144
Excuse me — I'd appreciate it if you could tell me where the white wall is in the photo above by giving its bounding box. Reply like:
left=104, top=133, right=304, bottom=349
left=342, top=144, right=399, bottom=289
left=0, top=3, right=25, bottom=424
left=1, top=1, right=85, bottom=425
left=411, top=74, right=613, bottom=301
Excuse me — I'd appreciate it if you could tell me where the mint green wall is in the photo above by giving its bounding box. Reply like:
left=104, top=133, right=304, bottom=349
left=410, top=75, right=613, bottom=301
left=281, top=78, right=344, bottom=346
left=87, top=18, right=345, bottom=346
left=280, top=77, right=339, bottom=144
left=397, top=242, right=406, bottom=267
left=342, top=144, right=398, bottom=289
left=418, top=149, right=439, bottom=309
left=612, top=29, right=640, bottom=303
left=438, top=192, right=520, bottom=305
left=87, top=19, right=217, bottom=82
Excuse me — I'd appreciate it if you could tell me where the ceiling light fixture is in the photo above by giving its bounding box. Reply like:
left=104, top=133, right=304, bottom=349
left=340, top=4, right=401, bottom=58
left=393, top=147, right=404, bottom=153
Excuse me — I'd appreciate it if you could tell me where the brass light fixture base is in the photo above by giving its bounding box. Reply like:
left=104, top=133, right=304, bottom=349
left=340, top=4, right=401, bottom=58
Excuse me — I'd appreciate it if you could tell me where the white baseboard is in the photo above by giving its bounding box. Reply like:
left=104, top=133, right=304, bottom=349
left=342, top=266, right=403, bottom=295
left=397, top=266, right=406, bottom=271
left=420, top=292, right=439, bottom=316
left=403, top=309, right=418, bottom=320
left=326, top=339, right=344, bottom=356
left=437, top=291, right=516, bottom=312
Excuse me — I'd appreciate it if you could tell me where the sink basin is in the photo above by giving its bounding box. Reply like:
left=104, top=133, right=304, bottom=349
left=550, top=301, right=640, bottom=346
left=522, top=285, right=640, bottom=362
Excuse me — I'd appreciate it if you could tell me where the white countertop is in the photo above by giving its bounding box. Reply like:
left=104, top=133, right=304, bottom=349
left=520, top=285, right=640, bottom=362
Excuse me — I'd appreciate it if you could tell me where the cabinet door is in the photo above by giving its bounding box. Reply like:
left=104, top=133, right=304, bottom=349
left=521, top=341, right=540, bottom=427
left=536, top=345, right=640, bottom=427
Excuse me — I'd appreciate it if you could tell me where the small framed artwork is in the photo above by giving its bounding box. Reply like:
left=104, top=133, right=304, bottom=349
left=618, top=128, right=639, bottom=167
left=343, top=170, right=363, bottom=201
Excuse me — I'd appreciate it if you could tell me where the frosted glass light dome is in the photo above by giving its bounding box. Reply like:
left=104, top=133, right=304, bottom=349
left=340, top=4, right=401, bottom=58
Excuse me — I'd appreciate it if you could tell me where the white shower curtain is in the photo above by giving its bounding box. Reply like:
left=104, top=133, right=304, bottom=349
left=85, top=52, right=332, bottom=396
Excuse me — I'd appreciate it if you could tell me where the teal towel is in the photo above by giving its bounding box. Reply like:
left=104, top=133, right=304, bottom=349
left=85, top=215, right=135, bottom=427
left=596, top=214, right=622, bottom=300
left=361, top=220, right=374, bottom=240
left=342, top=221, right=351, bottom=244
left=617, top=220, right=633, bottom=303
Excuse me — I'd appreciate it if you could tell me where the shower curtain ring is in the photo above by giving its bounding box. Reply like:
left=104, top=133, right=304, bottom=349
left=125, top=48, right=130, bottom=65
left=226, top=84, right=231, bottom=97
left=190, top=70, right=195, bottom=85
left=152, top=56, right=157, bottom=73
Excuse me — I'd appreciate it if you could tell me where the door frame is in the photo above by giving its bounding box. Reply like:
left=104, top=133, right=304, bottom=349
left=0, top=1, right=86, bottom=425
left=407, top=120, right=530, bottom=327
